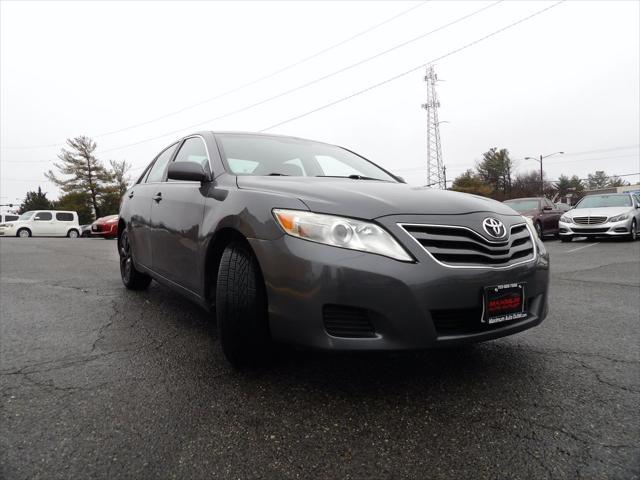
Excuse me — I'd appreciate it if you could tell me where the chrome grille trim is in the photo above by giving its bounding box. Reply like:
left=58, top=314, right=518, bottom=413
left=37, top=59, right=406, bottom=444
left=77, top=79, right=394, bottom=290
left=572, top=216, right=608, bottom=225
left=398, top=222, right=537, bottom=270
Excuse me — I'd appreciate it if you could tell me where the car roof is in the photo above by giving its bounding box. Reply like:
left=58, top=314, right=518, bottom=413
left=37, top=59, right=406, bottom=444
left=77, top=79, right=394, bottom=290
left=504, top=197, right=541, bottom=201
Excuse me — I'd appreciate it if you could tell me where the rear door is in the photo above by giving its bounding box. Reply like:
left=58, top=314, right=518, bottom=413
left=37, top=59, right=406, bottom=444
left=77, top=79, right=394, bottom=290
left=149, top=136, right=210, bottom=293
left=128, top=144, right=178, bottom=268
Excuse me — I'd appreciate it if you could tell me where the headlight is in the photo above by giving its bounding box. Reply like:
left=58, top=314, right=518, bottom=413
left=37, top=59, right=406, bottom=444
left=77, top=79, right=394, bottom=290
left=609, top=213, right=629, bottom=222
left=559, top=215, right=573, bottom=224
left=273, top=209, right=413, bottom=262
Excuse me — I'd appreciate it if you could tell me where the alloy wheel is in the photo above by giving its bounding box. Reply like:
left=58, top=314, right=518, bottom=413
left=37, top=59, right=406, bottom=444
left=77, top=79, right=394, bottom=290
left=119, top=232, right=133, bottom=283
left=19, top=229, right=30, bottom=238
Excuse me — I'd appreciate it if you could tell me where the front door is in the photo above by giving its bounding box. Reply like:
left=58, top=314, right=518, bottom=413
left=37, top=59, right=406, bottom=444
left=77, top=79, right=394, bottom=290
left=31, top=211, right=55, bottom=235
left=149, top=136, right=210, bottom=293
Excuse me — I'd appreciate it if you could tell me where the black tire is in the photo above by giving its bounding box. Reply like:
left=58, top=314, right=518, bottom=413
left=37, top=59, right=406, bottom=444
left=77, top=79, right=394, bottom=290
left=67, top=229, right=79, bottom=238
left=119, top=230, right=152, bottom=290
left=535, top=222, right=543, bottom=239
left=627, top=219, right=637, bottom=241
left=81, top=231, right=91, bottom=238
left=16, top=228, right=31, bottom=238
left=560, top=236, right=573, bottom=243
left=216, top=242, right=271, bottom=368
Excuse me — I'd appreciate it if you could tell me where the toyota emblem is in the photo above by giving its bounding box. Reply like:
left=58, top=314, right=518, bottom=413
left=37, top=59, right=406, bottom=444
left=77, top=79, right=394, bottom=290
left=482, top=217, right=507, bottom=239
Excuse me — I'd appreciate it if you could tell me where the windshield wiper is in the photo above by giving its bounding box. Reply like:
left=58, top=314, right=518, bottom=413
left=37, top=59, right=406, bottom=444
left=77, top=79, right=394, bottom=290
left=316, top=175, right=387, bottom=181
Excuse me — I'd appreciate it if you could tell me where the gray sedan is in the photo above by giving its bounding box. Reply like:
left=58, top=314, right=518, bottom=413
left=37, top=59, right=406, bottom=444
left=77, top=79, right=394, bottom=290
left=558, top=193, right=640, bottom=241
left=118, top=131, right=550, bottom=367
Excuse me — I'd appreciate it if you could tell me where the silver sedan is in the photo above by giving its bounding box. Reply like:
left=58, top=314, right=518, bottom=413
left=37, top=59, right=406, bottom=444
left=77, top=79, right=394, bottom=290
left=558, top=193, right=640, bottom=242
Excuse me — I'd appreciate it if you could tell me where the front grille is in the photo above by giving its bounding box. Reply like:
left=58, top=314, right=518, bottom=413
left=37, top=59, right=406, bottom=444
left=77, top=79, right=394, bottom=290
left=431, top=298, right=533, bottom=336
left=571, top=227, right=609, bottom=234
left=573, top=216, right=607, bottom=225
left=400, top=223, right=534, bottom=268
left=323, top=305, right=376, bottom=338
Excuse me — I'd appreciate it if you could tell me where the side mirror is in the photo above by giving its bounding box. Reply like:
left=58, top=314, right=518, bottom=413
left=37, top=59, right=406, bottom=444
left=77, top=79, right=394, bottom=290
left=167, top=162, right=210, bottom=183
left=542, top=205, right=552, bottom=211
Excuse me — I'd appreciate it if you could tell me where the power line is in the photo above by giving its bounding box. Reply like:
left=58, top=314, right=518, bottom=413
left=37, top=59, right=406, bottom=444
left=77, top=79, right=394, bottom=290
left=94, top=1, right=502, bottom=155
left=258, top=1, right=565, bottom=132
left=2, top=1, right=430, bottom=151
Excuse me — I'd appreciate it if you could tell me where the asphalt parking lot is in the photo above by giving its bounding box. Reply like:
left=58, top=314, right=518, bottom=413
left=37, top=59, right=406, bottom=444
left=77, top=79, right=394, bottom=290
left=1, top=237, right=639, bottom=479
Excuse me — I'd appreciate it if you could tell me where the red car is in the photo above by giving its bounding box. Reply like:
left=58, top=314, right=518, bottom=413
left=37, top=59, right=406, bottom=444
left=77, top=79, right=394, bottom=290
left=91, top=215, right=119, bottom=239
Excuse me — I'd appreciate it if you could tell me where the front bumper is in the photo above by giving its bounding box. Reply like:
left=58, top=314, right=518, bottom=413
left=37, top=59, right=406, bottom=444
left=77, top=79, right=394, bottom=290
left=559, top=218, right=632, bottom=237
left=248, top=231, right=549, bottom=351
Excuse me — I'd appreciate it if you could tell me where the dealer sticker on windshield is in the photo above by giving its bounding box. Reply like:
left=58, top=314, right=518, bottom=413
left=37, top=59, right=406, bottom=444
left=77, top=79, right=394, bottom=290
left=482, top=283, right=527, bottom=324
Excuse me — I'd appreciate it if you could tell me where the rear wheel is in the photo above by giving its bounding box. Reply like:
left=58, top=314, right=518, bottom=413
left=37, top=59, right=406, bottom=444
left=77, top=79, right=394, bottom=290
left=67, top=229, right=79, bottom=238
left=216, top=242, right=271, bottom=368
left=119, top=230, right=152, bottom=290
left=17, top=228, right=31, bottom=238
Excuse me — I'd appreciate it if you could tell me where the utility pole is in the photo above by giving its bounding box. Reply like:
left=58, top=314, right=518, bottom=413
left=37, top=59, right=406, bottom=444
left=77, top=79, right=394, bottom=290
left=525, top=152, right=564, bottom=196
left=422, top=66, right=445, bottom=189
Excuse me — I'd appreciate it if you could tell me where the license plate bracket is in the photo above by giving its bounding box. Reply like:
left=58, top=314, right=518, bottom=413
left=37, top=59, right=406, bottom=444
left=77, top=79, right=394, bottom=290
left=482, top=283, right=527, bottom=324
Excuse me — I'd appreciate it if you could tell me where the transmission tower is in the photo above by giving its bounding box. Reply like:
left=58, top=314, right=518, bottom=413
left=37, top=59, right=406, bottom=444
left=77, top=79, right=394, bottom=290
left=422, top=66, right=445, bottom=189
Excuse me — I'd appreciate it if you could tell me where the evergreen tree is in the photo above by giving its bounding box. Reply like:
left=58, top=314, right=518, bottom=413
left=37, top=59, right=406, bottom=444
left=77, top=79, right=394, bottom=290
left=19, top=187, right=53, bottom=213
left=46, top=136, right=112, bottom=219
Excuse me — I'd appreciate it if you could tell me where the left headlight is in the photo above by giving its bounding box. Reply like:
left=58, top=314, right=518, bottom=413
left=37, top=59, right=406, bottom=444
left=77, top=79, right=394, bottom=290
left=609, top=213, right=629, bottom=222
left=273, top=209, right=413, bottom=262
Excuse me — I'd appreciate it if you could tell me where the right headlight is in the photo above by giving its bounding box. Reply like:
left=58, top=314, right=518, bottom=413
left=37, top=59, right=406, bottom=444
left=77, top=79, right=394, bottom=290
left=273, top=209, right=413, bottom=262
left=559, top=215, right=573, bottom=224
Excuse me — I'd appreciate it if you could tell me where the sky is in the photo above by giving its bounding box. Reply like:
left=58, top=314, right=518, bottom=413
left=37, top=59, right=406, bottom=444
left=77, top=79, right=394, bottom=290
left=1, top=0, right=639, bottom=210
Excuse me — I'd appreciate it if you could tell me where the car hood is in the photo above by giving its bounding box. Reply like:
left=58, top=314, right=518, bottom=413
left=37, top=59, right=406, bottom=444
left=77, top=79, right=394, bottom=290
left=566, top=207, right=633, bottom=218
left=236, top=177, right=520, bottom=218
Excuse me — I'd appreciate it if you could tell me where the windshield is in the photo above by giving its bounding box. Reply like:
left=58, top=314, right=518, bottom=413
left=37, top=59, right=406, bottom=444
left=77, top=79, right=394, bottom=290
left=504, top=199, right=539, bottom=212
left=575, top=195, right=631, bottom=208
left=18, top=211, right=35, bottom=220
left=217, top=134, right=397, bottom=182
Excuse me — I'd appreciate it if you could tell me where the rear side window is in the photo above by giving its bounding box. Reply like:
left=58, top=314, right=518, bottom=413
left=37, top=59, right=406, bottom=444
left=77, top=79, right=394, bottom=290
left=146, top=144, right=178, bottom=183
left=173, top=137, right=210, bottom=170
left=5, top=215, right=18, bottom=221
left=34, top=212, right=52, bottom=221
left=56, top=212, right=74, bottom=221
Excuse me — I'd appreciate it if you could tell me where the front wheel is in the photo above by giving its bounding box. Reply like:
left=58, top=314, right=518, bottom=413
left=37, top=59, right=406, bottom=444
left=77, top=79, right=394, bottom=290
left=17, top=228, right=31, bottom=238
left=535, top=222, right=543, bottom=239
left=216, top=242, right=271, bottom=368
left=627, top=219, right=637, bottom=241
left=119, top=230, right=152, bottom=290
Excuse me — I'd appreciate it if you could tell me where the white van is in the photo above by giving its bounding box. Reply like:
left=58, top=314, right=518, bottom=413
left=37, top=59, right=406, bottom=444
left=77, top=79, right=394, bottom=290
left=0, top=210, right=80, bottom=238
left=0, top=213, right=20, bottom=224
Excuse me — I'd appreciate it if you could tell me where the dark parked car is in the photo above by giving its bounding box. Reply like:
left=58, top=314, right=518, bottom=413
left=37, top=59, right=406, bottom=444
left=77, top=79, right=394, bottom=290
left=118, top=132, right=550, bottom=366
left=503, top=197, right=562, bottom=238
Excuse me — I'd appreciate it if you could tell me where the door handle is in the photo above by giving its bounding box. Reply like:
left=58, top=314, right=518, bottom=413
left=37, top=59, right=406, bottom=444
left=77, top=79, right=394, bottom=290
left=128, top=191, right=134, bottom=199
left=153, top=192, right=163, bottom=202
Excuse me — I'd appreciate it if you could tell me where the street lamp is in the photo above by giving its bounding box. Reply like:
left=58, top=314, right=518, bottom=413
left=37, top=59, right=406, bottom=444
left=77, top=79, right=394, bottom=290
left=524, top=151, right=564, bottom=196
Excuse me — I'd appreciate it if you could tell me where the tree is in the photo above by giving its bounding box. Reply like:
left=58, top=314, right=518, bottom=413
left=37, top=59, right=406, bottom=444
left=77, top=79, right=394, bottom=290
left=476, top=148, right=513, bottom=199
left=586, top=170, right=609, bottom=190
left=451, top=169, right=493, bottom=197
left=46, top=136, right=113, bottom=219
left=568, top=175, right=584, bottom=194
left=54, top=192, right=93, bottom=225
left=19, top=187, right=53, bottom=213
left=98, top=160, right=132, bottom=216
left=511, top=170, right=552, bottom=198
left=608, top=175, right=630, bottom=187
left=554, top=174, right=572, bottom=197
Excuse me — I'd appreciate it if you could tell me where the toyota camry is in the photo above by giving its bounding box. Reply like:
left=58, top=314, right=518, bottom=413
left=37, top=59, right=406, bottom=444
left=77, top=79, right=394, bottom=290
left=118, top=132, right=550, bottom=366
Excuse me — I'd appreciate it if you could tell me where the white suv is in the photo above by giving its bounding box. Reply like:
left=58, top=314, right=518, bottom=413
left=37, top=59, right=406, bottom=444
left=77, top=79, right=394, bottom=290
left=0, top=210, right=80, bottom=238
